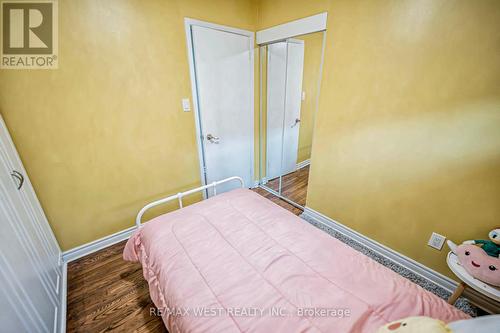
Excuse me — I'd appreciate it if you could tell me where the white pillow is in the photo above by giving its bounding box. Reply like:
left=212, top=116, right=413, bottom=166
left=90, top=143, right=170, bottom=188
left=447, top=315, right=500, bottom=333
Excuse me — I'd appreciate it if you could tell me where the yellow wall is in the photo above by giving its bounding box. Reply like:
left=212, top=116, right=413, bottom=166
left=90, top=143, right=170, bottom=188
left=0, top=0, right=258, bottom=250
left=259, top=0, right=500, bottom=279
left=296, top=32, right=323, bottom=163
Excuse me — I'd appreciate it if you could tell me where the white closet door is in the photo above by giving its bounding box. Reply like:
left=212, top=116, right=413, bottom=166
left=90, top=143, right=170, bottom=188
left=281, top=40, right=304, bottom=175
left=266, top=40, right=304, bottom=179
left=0, top=279, right=37, bottom=332
left=0, top=116, right=62, bottom=333
left=0, top=125, right=60, bottom=262
left=266, top=42, right=288, bottom=181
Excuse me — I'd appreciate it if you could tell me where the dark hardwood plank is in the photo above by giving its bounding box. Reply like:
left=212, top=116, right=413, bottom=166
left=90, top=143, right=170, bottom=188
left=262, top=165, right=310, bottom=207
left=66, top=174, right=308, bottom=332
left=252, top=187, right=304, bottom=215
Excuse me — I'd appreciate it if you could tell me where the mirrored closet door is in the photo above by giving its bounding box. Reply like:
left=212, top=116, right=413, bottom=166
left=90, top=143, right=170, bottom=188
left=259, top=29, right=326, bottom=208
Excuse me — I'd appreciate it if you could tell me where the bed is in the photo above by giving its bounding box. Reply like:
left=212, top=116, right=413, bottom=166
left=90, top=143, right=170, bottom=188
left=123, top=177, right=469, bottom=332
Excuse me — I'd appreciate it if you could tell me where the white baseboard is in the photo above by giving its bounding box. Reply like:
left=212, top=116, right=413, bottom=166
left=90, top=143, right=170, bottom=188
left=254, top=178, right=269, bottom=186
left=62, top=226, right=136, bottom=263
left=296, top=159, right=310, bottom=170
left=59, top=226, right=136, bottom=332
left=302, top=207, right=499, bottom=314
left=58, top=262, right=67, bottom=333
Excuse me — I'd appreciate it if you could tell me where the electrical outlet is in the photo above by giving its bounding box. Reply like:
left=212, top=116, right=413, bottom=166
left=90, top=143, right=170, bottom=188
left=428, top=232, right=446, bottom=250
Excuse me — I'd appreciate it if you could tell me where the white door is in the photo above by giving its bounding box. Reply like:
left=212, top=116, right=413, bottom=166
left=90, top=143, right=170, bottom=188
left=0, top=116, right=62, bottom=333
left=266, top=40, right=304, bottom=179
left=281, top=40, right=304, bottom=174
left=188, top=21, right=254, bottom=195
left=266, top=42, right=287, bottom=181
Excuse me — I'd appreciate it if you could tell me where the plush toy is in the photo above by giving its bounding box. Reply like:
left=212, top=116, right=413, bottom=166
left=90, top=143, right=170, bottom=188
left=376, top=316, right=449, bottom=333
left=463, top=228, right=500, bottom=258
left=376, top=315, right=500, bottom=333
left=447, top=240, right=500, bottom=287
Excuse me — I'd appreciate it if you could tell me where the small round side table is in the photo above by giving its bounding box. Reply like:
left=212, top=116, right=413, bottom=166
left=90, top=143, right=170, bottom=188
left=446, top=251, right=500, bottom=304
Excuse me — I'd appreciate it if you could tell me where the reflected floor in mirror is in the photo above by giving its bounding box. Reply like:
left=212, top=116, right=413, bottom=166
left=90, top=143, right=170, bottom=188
left=264, top=165, right=309, bottom=207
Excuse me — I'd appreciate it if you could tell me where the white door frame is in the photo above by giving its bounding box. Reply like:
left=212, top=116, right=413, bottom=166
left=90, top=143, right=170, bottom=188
left=184, top=18, right=255, bottom=192
left=256, top=12, right=327, bottom=45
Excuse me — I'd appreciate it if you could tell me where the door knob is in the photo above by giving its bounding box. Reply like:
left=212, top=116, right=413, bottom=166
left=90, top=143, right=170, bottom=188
left=11, top=170, right=24, bottom=190
left=291, top=118, right=301, bottom=128
left=206, top=134, right=220, bottom=144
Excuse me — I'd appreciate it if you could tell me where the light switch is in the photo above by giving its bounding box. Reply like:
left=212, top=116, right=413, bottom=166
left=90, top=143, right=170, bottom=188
left=182, top=98, right=191, bottom=112
left=301, top=91, right=306, bottom=101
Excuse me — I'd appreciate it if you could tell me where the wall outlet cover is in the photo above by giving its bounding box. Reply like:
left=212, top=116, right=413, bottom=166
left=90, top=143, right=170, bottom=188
left=428, top=232, right=446, bottom=250
left=182, top=98, right=191, bottom=112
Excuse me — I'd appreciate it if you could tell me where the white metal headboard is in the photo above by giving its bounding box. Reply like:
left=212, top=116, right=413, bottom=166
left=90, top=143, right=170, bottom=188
left=135, top=176, right=245, bottom=228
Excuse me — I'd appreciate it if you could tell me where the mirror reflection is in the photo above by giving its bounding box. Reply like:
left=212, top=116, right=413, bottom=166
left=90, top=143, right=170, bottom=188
left=259, top=31, right=325, bottom=208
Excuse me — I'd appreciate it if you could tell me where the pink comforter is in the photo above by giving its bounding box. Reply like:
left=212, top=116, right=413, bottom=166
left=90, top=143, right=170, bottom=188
left=124, top=189, right=468, bottom=332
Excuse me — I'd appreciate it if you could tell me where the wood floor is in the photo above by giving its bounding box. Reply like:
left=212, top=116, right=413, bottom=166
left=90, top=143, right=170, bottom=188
left=66, top=169, right=309, bottom=332
left=66, top=242, right=167, bottom=333
left=263, top=165, right=309, bottom=207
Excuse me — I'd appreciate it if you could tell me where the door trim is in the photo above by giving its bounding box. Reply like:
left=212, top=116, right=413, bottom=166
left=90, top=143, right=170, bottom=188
left=256, top=12, right=328, bottom=45
left=184, top=18, right=255, bottom=193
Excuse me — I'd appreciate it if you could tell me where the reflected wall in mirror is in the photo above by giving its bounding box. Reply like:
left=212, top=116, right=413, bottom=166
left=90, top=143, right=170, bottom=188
left=259, top=31, right=325, bottom=208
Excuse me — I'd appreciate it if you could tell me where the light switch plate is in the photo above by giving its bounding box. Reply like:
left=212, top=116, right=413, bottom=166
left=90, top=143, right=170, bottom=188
left=182, top=98, right=191, bottom=112
left=427, top=232, right=446, bottom=250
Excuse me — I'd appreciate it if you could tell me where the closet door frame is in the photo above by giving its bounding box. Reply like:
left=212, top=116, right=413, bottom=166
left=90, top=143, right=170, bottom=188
left=257, top=13, right=328, bottom=209
left=256, top=12, right=327, bottom=45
